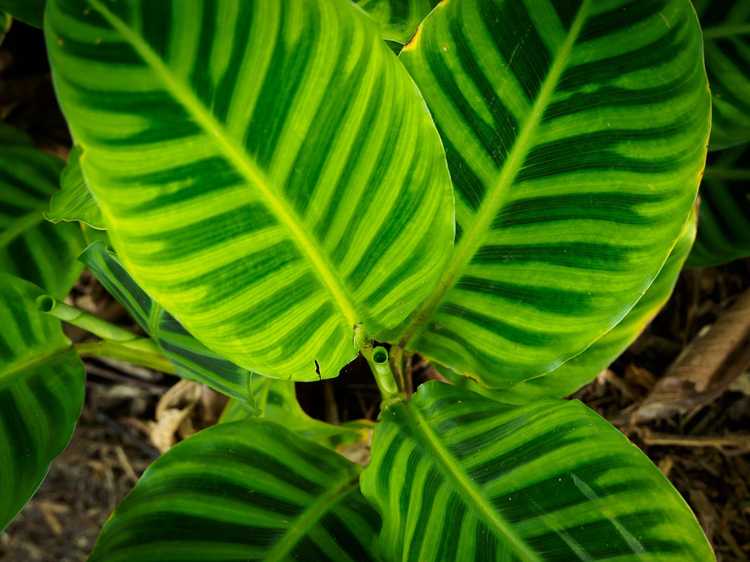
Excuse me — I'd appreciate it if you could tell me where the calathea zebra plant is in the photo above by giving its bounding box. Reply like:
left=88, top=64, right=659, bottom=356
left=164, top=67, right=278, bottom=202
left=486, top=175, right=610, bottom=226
left=0, top=0, right=723, bottom=559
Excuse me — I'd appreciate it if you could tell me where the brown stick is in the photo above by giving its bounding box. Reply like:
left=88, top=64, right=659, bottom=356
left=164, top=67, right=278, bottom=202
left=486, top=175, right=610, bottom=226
left=632, top=287, right=750, bottom=424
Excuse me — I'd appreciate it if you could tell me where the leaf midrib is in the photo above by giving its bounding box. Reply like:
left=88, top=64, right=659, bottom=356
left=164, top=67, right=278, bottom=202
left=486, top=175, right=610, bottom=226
left=0, top=344, right=73, bottom=390
left=87, top=0, right=360, bottom=330
left=398, top=0, right=592, bottom=347
left=0, top=210, right=45, bottom=249
left=263, top=470, right=361, bottom=562
left=399, top=400, right=542, bottom=562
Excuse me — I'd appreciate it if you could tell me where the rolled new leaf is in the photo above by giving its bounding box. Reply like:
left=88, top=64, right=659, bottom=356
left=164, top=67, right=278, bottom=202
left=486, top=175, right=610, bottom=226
left=694, top=0, right=750, bottom=150
left=0, top=274, right=85, bottom=531
left=89, top=420, right=381, bottom=562
left=46, top=0, right=454, bottom=381
left=361, top=381, right=714, bottom=561
left=689, top=145, right=750, bottom=266
left=395, top=0, right=711, bottom=388
left=0, top=123, right=84, bottom=298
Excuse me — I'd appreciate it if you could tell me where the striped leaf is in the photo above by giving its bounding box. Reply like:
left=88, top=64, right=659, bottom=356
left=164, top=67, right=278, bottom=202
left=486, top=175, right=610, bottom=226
left=80, top=241, right=255, bottom=403
left=355, top=0, right=437, bottom=44
left=361, top=381, right=714, bottom=561
left=395, top=0, right=711, bottom=387
left=0, top=123, right=85, bottom=298
left=501, top=212, right=697, bottom=401
left=89, top=420, right=381, bottom=562
left=0, top=274, right=85, bottom=532
left=693, top=0, right=750, bottom=150
left=0, top=0, right=44, bottom=27
left=689, top=145, right=750, bottom=266
left=46, top=0, right=454, bottom=381
left=46, top=146, right=107, bottom=230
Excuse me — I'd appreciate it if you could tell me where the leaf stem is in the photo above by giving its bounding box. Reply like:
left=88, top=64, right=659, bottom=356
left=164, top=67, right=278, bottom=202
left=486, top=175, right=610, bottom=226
left=75, top=339, right=176, bottom=374
left=38, top=295, right=140, bottom=342
left=38, top=295, right=176, bottom=374
left=355, top=325, right=403, bottom=404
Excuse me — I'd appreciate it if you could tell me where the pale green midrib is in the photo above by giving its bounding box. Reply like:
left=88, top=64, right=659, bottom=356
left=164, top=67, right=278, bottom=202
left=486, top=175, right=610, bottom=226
left=86, top=0, right=359, bottom=329
left=400, top=401, right=542, bottom=562
left=398, top=0, right=592, bottom=347
left=262, top=471, right=361, bottom=562
left=702, top=23, right=750, bottom=39
left=0, top=209, right=45, bottom=248
left=0, top=344, right=73, bottom=390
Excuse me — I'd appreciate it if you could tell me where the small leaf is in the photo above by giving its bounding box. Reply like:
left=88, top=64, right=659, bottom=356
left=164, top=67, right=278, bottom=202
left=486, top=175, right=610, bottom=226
left=689, top=145, right=750, bottom=266
left=0, top=274, right=85, bottom=531
left=0, top=0, right=44, bottom=28
left=354, top=0, right=437, bottom=44
left=361, top=381, right=714, bottom=561
left=395, top=0, right=711, bottom=387
left=0, top=123, right=85, bottom=298
left=89, top=420, right=381, bottom=562
left=46, top=146, right=107, bottom=230
left=694, top=0, right=750, bottom=150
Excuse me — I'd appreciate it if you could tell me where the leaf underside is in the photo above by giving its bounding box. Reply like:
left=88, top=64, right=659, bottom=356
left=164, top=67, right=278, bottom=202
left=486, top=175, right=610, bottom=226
left=397, top=0, right=710, bottom=387
left=89, top=420, right=381, bottom=562
left=361, top=381, right=714, bottom=561
left=354, top=0, right=438, bottom=44
left=0, top=274, right=85, bottom=532
left=46, top=146, right=107, bottom=230
left=80, top=241, right=256, bottom=403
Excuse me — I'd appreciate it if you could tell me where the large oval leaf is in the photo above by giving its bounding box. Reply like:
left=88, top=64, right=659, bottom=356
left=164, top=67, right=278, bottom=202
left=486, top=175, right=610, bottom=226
left=46, top=0, right=454, bottom=381
left=689, top=145, right=750, bottom=266
left=80, top=241, right=256, bottom=402
left=503, top=212, right=697, bottom=400
left=0, top=274, right=85, bottom=531
left=89, top=420, right=381, bottom=562
left=694, top=0, right=750, bottom=150
left=361, top=381, right=714, bottom=561
left=395, top=0, right=711, bottom=387
left=0, top=123, right=85, bottom=298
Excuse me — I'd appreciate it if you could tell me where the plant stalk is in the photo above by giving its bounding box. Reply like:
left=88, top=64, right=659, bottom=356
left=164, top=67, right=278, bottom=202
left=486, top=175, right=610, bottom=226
left=38, top=295, right=176, bottom=374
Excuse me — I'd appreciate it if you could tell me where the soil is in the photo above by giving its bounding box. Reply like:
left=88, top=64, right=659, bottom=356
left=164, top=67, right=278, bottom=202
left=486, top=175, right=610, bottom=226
left=1, top=19, right=749, bottom=562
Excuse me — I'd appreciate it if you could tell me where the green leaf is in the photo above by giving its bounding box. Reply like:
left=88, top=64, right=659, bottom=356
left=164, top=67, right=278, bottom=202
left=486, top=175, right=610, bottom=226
left=0, top=123, right=85, bottom=298
left=501, top=211, right=697, bottom=401
left=46, top=146, right=107, bottom=230
left=693, top=0, right=750, bottom=150
left=395, top=0, right=711, bottom=387
left=361, top=381, right=714, bottom=561
left=0, top=274, right=85, bottom=532
left=354, top=0, right=437, bottom=44
left=80, top=241, right=255, bottom=403
left=0, top=12, right=11, bottom=44
left=89, top=420, right=381, bottom=562
left=689, top=145, right=750, bottom=266
left=0, top=0, right=44, bottom=28
left=46, top=0, right=454, bottom=381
